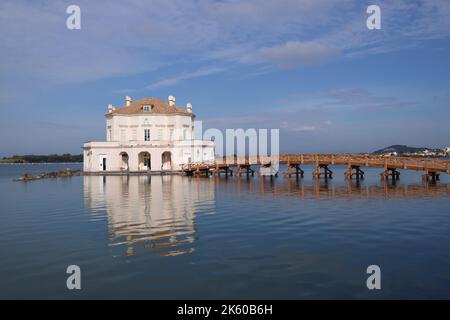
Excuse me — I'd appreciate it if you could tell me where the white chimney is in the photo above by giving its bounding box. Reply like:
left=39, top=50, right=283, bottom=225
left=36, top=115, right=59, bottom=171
left=125, top=96, right=132, bottom=106
left=108, top=104, right=115, bottom=113
left=186, top=103, right=193, bottom=113
left=168, top=95, right=176, bottom=107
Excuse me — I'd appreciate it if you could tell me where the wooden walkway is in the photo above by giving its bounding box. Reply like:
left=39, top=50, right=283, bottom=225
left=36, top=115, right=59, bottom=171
left=181, top=154, right=450, bottom=181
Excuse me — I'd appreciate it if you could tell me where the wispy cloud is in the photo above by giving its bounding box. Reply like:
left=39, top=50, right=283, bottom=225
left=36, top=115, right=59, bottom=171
left=203, top=87, right=417, bottom=132
left=1, top=0, right=449, bottom=85
left=258, top=41, right=338, bottom=69
left=317, top=88, right=418, bottom=111
left=282, top=123, right=319, bottom=132
left=145, top=66, right=225, bottom=90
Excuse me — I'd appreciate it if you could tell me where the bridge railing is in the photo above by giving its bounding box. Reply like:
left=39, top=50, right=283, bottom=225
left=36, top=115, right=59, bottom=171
left=181, top=154, right=450, bottom=173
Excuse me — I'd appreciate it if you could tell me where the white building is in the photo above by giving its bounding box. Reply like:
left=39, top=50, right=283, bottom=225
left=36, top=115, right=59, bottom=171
left=83, top=95, right=215, bottom=173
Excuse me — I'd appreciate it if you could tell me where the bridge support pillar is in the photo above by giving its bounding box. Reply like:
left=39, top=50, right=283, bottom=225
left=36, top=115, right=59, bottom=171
left=285, top=164, right=304, bottom=178
left=214, top=164, right=219, bottom=176
left=422, top=171, right=440, bottom=182
left=259, top=163, right=278, bottom=176
left=185, top=170, right=194, bottom=176
left=237, top=165, right=254, bottom=177
left=345, top=165, right=365, bottom=180
left=380, top=168, right=400, bottom=180
left=313, top=164, right=333, bottom=179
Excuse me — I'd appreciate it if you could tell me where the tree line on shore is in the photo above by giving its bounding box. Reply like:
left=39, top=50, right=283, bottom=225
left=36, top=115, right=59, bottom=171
left=0, top=154, right=83, bottom=163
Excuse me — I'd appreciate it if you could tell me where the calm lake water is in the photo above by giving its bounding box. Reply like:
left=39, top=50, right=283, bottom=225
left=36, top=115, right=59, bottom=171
left=0, top=163, right=449, bottom=299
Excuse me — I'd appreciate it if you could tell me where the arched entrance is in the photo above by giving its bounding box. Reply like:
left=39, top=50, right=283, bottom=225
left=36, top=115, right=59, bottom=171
left=120, top=152, right=129, bottom=171
left=138, top=152, right=151, bottom=171
left=162, top=151, right=172, bottom=170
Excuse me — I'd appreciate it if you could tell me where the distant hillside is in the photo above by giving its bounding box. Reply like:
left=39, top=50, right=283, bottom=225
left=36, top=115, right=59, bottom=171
left=0, top=154, right=83, bottom=163
left=372, top=145, right=431, bottom=154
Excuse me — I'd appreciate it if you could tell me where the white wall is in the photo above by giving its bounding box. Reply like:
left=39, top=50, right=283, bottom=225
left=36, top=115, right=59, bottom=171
left=106, top=114, right=193, bottom=143
left=83, top=140, right=214, bottom=172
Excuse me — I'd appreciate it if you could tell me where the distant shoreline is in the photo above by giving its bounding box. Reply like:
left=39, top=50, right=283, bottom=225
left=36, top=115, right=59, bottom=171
left=0, top=154, right=83, bottom=164
left=0, top=162, right=82, bottom=165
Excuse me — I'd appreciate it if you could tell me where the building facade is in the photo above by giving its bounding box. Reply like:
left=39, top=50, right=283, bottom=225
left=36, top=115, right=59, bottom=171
left=83, top=95, right=215, bottom=173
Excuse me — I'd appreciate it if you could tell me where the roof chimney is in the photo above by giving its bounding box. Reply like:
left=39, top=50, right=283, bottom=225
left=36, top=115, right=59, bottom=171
left=125, top=96, right=132, bottom=107
left=168, top=95, right=176, bottom=107
left=108, top=104, right=115, bottom=113
left=186, top=103, right=193, bottom=113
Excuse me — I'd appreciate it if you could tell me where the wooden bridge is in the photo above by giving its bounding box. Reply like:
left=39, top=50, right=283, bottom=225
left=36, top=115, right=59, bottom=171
left=181, top=154, right=450, bottom=181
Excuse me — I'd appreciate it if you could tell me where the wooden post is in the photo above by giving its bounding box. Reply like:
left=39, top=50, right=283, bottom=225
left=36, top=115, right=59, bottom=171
left=380, top=168, right=400, bottom=180
left=423, top=171, right=440, bottom=182
left=345, top=163, right=353, bottom=179
left=297, top=165, right=304, bottom=178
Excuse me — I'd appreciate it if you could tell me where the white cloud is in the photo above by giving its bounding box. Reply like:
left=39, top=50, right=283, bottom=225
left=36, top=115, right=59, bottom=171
left=145, top=66, right=225, bottom=90
left=288, top=125, right=318, bottom=132
left=0, top=0, right=449, bottom=85
left=202, top=87, right=418, bottom=135
left=258, top=41, right=337, bottom=69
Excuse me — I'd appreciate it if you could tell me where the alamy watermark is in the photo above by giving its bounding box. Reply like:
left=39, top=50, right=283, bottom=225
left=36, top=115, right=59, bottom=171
left=66, top=265, right=81, bottom=290
left=65, top=5, right=380, bottom=32
left=367, top=5, right=381, bottom=30
left=66, top=5, right=81, bottom=30
left=192, top=120, right=280, bottom=171
left=366, top=265, right=381, bottom=290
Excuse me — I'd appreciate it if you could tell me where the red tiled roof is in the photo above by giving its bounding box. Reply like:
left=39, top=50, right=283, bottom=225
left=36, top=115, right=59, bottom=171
left=108, top=98, right=193, bottom=116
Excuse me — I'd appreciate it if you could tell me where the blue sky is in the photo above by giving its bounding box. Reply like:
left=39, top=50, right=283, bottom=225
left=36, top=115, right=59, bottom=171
left=0, top=0, right=449, bottom=156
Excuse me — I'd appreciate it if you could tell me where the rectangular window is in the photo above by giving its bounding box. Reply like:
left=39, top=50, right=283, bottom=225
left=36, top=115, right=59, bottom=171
left=158, top=129, right=163, bottom=141
left=169, top=129, right=174, bottom=141
left=183, top=129, right=189, bottom=140
left=144, top=129, right=151, bottom=141
left=132, top=129, right=137, bottom=141
left=142, top=105, right=153, bottom=112
left=120, top=129, right=126, bottom=142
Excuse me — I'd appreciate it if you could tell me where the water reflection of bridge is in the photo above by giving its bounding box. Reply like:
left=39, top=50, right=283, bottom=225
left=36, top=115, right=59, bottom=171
left=83, top=175, right=215, bottom=257
left=216, top=176, right=450, bottom=200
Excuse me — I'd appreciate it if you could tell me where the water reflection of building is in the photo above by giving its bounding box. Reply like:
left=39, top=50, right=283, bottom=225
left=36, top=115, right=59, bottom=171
left=83, top=175, right=215, bottom=257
